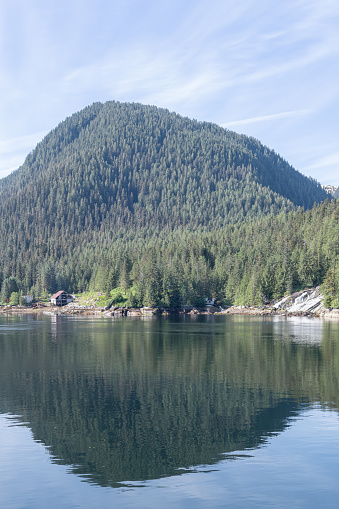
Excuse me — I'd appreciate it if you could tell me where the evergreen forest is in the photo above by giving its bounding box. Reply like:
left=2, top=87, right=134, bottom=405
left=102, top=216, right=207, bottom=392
left=0, top=100, right=337, bottom=307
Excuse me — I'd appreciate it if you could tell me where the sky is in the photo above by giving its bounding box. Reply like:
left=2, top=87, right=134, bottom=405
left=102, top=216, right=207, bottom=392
left=0, top=0, right=338, bottom=185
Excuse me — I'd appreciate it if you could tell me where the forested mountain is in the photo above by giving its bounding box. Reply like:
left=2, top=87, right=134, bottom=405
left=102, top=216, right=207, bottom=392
left=0, top=100, right=333, bottom=305
left=1, top=101, right=327, bottom=228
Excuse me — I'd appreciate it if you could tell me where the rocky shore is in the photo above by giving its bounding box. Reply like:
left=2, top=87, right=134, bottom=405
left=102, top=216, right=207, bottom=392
left=1, top=287, right=339, bottom=319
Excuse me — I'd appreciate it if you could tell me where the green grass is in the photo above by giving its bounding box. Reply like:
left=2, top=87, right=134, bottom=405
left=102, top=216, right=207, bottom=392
left=74, top=287, right=136, bottom=307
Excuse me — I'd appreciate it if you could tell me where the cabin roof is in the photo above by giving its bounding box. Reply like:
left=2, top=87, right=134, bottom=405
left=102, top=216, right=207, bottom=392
left=50, top=290, right=66, bottom=299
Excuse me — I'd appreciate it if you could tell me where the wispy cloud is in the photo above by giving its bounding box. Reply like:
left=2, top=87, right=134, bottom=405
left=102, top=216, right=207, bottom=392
left=0, top=131, right=46, bottom=155
left=221, top=110, right=311, bottom=128
left=0, top=131, right=47, bottom=178
left=306, top=152, right=339, bottom=171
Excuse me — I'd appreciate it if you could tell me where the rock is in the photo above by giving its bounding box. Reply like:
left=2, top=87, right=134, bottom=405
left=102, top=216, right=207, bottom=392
left=140, top=307, right=160, bottom=315
left=127, top=308, right=142, bottom=316
left=273, top=287, right=323, bottom=314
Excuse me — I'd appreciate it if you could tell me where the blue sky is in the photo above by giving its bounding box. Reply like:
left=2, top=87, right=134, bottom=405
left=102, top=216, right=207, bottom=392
left=0, top=0, right=338, bottom=184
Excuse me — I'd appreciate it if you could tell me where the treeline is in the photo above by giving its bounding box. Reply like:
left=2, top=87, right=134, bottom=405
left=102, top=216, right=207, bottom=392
left=2, top=198, right=339, bottom=308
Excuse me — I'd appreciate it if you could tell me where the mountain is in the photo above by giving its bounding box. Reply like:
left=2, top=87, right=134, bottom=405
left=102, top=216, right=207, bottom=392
left=0, top=101, right=330, bottom=300
left=1, top=101, right=327, bottom=227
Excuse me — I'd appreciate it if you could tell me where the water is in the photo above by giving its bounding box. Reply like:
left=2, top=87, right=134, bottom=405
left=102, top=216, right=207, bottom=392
left=0, top=314, right=339, bottom=508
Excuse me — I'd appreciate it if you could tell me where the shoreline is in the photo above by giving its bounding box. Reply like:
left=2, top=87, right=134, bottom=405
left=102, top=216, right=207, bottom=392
left=1, top=303, right=339, bottom=320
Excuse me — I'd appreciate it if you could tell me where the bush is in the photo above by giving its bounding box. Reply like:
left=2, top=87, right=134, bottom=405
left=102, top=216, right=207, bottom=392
left=111, top=293, right=127, bottom=306
left=9, top=292, right=20, bottom=305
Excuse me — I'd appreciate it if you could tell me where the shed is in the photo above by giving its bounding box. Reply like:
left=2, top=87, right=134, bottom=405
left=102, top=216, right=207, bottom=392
left=23, top=295, right=34, bottom=304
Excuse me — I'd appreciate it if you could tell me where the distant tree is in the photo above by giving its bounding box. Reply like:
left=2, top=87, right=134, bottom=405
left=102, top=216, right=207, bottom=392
left=120, top=259, right=131, bottom=295
left=322, top=268, right=336, bottom=308
left=9, top=292, right=20, bottom=305
left=1, top=277, right=19, bottom=303
left=41, top=263, right=57, bottom=294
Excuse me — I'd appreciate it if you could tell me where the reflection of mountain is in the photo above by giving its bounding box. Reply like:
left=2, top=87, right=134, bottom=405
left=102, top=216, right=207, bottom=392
left=0, top=315, right=338, bottom=487
left=3, top=371, right=300, bottom=486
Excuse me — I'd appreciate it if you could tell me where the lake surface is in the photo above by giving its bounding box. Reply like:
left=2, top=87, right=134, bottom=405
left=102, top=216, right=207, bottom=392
left=0, top=314, right=339, bottom=508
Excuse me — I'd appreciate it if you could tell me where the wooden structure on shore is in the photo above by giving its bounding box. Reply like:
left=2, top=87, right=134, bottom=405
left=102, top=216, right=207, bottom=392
left=50, top=291, right=74, bottom=306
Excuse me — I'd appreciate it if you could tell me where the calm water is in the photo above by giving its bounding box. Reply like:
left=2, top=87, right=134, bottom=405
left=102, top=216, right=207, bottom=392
left=0, top=314, right=339, bottom=508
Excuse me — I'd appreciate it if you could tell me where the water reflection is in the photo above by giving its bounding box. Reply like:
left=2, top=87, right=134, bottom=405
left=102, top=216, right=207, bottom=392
left=272, top=316, right=324, bottom=344
left=0, top=315, right=338, bottom=488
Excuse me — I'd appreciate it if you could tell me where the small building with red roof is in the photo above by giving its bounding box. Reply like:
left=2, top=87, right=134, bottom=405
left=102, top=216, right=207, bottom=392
left=50, top=291, right=74, bottom=306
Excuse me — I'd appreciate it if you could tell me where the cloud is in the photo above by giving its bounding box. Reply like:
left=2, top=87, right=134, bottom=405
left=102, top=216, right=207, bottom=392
left=0, top=131, right=47, bottom=178
left=0, top=131, right=46, bottom=155
left=306, top=152, right=339, bottom=171
left=221, top=110, right=311, bottom=128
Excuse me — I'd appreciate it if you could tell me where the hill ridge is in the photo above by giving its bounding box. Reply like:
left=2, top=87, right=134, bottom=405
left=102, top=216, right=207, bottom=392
left=0, top=100, right=331, bottom=304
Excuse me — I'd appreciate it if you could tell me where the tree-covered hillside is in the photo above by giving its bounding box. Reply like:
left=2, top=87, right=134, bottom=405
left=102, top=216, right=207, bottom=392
left=1, top=101, right=327, bottom=228
left=0, top=100, right=332, bottom=304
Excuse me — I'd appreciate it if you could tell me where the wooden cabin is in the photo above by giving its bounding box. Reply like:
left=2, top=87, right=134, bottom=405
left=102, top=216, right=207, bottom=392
left=50, top=291, right=74, bottom=306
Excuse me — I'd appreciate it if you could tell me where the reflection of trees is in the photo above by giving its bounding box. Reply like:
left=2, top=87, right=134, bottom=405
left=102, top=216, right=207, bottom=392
left=0, top=315, right=338, bottom=486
